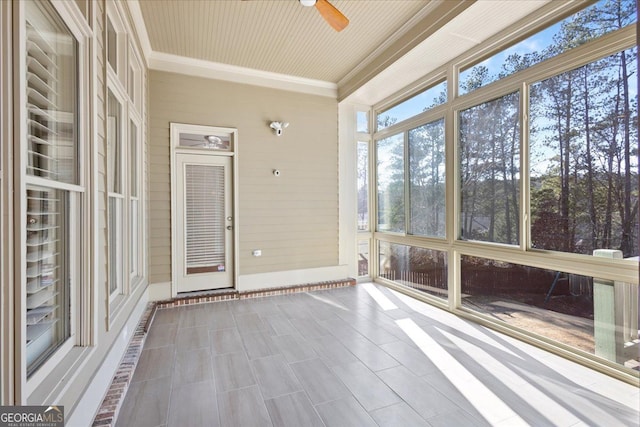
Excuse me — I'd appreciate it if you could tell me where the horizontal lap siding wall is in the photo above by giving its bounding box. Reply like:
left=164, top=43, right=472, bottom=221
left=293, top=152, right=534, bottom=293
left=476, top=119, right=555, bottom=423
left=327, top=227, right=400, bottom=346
left=148, top=70, right=339, bottom=285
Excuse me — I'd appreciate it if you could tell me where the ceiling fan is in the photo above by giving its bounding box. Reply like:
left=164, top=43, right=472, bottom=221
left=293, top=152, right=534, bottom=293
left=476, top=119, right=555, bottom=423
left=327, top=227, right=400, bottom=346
left=300, top=0, right=349, bottom=32
left=243, top=0, right=349, bottom=32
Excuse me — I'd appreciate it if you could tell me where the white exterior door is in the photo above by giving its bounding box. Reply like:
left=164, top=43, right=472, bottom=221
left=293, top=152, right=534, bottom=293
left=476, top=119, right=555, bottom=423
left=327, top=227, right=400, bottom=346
left=176, top=153, right=233, bottom=292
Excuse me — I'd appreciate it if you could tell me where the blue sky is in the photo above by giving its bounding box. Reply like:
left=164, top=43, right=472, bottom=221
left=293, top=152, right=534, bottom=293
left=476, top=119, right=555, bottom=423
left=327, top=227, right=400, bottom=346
left=378, top=0, right=637, bottom=130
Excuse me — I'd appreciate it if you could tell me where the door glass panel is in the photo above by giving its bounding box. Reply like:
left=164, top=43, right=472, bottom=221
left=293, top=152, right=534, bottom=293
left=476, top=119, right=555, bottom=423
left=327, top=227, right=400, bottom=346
left=185, top=164, right=225, bottom=274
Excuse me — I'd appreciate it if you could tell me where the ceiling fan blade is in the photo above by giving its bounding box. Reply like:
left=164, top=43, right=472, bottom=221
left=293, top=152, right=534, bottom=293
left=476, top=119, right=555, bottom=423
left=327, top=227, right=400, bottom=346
left=315, top=0, right=349, bottom=32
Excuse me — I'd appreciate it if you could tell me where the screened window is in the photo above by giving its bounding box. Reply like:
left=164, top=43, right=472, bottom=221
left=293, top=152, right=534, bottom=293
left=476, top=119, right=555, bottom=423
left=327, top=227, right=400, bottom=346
left=357, top=141, right=369, bottom=231
left=379, top=242, right=448, bottom=301
left=376, top=133, right=404, bottom=232
left=408, top=119, right=445, bottom=237
left=364, top=0, right=637, bottom=377
left=459, top=0, right=638, bottom=95
left=357, top=111, right=369, bottom=133
left=24, top=0, right=78, bottom=376
left=358, top=239, right=370, bottom=277
left=459, top=92, right=520, bottom=245
left=377, top=80, right=446, bottom=131
left=460, top=254, right=638, bottom=368
left=530, top=48, right=638, bottom=257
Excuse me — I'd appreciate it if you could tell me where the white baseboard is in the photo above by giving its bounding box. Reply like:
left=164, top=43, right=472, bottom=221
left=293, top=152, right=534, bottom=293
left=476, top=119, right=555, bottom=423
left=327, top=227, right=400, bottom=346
left=66, top=289, right=149, bottom=427
left=238, top=265, right=350, bottom=292
left=147, top=281, right=172, bottom=301
left=148, top=267, right=350, bottom=300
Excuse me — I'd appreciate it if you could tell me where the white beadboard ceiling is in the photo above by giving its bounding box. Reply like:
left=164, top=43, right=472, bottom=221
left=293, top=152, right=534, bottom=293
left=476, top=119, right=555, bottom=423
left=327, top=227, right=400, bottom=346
left=138, top=0, right=428, bottom=82
left=135, top=0, right=551, bottom=104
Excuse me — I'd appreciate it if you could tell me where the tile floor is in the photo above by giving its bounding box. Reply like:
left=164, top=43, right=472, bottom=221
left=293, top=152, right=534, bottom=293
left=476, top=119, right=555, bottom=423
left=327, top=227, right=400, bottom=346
left=116, top=283, right=640, bottom=427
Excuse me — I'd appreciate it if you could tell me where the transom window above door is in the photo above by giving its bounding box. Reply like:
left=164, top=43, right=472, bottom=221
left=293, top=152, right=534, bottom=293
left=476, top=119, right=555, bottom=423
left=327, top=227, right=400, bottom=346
left=179, top=132, right=231, bottom=151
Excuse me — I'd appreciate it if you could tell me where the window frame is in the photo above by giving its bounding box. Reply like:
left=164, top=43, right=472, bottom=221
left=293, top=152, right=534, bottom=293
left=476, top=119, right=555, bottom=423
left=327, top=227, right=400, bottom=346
left=14, top=0, right=93, bottom=400
left=371, top=0, right=638, bottom=280
left=365, top=0, right=638, bottom=381
left=105, top=0, right=126, bottom=86
left=373, top=104, right=448, bottom=240
left=103, top=0, right=146, bottom=320
left=355, top=107, right=372, bottom=279
left=456, top=90, right=521, bottom=246
left=407, top=117, right=447, bottom=239
left=106, top=84, right=126, bottom=305
left=105, top=0, right=146, bottom=319
left=128, top=112, right=142, bottom=285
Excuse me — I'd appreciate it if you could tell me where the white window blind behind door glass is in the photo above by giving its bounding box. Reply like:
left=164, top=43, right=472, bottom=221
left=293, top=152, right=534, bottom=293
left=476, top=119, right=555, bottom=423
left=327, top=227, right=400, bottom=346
left=185, top=164, right=225, bottom=274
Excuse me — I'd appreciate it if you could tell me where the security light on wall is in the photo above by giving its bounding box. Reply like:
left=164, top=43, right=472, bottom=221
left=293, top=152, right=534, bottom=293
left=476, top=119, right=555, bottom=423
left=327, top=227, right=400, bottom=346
left=269, top=121, right=289, bottom=136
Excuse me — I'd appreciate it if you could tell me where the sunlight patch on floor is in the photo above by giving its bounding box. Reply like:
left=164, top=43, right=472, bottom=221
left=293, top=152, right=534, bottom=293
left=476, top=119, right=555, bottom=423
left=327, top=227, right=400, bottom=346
left=396, top=318, right=529, bottom=426
left=307, top=293, right=349, bottom=311
left=362, top=282, right=398, bottom=311
left=439, top=328, right=580, bottom=426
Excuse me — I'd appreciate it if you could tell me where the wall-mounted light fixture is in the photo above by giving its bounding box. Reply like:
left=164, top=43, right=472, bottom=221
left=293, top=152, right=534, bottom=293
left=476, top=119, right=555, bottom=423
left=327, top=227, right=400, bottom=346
left=269, top=121, right=289, bottom=136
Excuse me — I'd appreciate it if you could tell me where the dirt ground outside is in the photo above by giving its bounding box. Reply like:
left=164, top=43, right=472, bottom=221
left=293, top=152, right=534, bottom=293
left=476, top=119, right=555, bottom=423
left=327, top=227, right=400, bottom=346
left=462, top=294, right=595, bottom=353
left=399, top=280, right=639, bottom=368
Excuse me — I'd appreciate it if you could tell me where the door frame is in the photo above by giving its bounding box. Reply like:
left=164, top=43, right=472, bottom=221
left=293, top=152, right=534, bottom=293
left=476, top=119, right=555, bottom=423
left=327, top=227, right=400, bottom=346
left=170, top=123, right=239, bottom=297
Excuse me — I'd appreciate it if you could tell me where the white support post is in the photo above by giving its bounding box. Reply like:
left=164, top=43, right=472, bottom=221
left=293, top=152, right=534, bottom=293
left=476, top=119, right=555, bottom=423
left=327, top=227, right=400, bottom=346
left=592, top=249, right=622, bottom=363
left=618, top=256, right=639, bottom=367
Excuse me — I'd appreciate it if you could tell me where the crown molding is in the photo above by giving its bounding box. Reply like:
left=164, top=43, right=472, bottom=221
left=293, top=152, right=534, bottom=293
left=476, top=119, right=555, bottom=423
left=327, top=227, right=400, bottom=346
left=337, top=0, right=475, bottom=102
left=337, top=0, right=441, bottom=88
left=148, top=52, right=338, bottom=98
left=129, top=0, right=336, bottom=98
left=128, top=0, right=152, bottom=63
